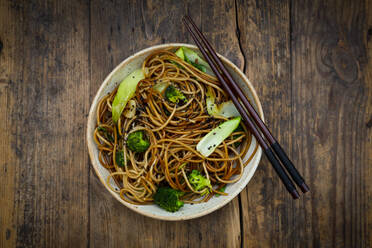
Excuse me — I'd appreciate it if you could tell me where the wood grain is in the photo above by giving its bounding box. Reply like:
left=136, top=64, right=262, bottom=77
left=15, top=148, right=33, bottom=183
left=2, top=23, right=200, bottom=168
left=236, top=0, right=296, bottom=247
left=237, top=0, right=372, bottom=247
left=0, top=1, right=21, bottom=246
left=0, top=0, right=90, bottom=247
left=0, top=0, right=371, bottom=247
left=366, top=2, right=372, bottom=246
left=291, top=0, right=371, bottom=247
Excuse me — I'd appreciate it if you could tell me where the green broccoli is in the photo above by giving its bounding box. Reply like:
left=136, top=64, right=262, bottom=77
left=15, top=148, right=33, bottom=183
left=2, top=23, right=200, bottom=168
left=164, top=85, right=187, bottom=105
left=153, top=187, right=184, bottom=212
left=188, top=170, right=212, bottom=194
left=126, top=130, right=150, bottom=153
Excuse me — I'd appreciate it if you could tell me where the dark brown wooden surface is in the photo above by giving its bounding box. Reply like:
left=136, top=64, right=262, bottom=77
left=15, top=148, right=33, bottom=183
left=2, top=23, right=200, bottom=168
left=0, top=0, right=371, bottom=247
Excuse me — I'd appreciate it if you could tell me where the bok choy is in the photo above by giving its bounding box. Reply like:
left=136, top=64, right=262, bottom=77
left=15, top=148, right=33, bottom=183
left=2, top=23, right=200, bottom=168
left=206, top=87, right=240, bottom=118
left=112, top=69, right=145, bottom=123
left=196, top=117, right=241, bottom=157
left=175, top=47, right=214, bottom=75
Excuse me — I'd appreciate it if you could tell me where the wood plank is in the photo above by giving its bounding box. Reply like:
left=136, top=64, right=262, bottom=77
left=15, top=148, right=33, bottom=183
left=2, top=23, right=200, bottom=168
left=89, top=1, right=244, bottom=247
left=0, top=1, right=22, bottom=246
left=238, top=0, right=372, bottom=247
left=236, top=0, right=294, bottom=247
left=291, top=0, right=371, bottom=246
left=0, top=0, right=90, bottom=247
left=366, top=2, right=372, bottom=246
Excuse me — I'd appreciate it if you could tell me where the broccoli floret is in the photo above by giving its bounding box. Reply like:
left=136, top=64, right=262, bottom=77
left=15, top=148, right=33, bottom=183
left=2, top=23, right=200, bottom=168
left=188, top=170, right=212, bottom=194
left=164, top=85, right=187, bottom=105
left=154, top=187, right=184, bottom=212
left=126, top=130, right=150, bottom=153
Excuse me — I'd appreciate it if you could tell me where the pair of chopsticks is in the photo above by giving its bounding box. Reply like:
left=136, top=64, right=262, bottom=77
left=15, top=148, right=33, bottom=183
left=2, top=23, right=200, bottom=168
left=183, top=15, right=309, bottom=199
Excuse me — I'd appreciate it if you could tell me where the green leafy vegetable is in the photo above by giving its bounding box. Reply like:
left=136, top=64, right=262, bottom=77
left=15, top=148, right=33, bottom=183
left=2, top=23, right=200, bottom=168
left=112, top=69, right=145, bottom=123
left=154, top=187, right=184, bottom=212
left=232, top=124, right=244, bottom=148
left=218, top=101, right=241, bottom=118
left=164, top=85, right=187, bottom=105
left=174, top=47, right=185, bottom=60
left=196, top=117, right=241, bottom=157
left=215, top=185, right=227, bottom=197
left=97, top=126, right=114, bottom=142
left=169, top=47, right=185, bottom=69
left=188, top=170, right=212, bottom=195
left=175, top=47, right=214, bottom=75
left=126, top=130, right=150, bottom=153
left=123, top=99, right=136, bottom=118
left=97, top=126, right=106, bottom=132
left=206, top=87, right=219, bottom=116
left=182, top=47, right=211, bottom=73
left=115, top=150, right=125, bottom=167
left=153, top=81, right=169, bottom=94
left=206, top=87, right=240, bottom=118
left=187, top=59, right=207, bottom=73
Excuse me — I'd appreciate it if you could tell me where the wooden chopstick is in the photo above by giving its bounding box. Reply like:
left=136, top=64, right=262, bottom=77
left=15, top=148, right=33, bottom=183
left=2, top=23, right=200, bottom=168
left=183, top=15, right=308, bottom=199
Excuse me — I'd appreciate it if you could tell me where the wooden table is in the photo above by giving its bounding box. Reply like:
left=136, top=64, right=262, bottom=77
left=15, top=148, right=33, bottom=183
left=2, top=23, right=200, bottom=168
left=1, top=0, right=371, bottom=247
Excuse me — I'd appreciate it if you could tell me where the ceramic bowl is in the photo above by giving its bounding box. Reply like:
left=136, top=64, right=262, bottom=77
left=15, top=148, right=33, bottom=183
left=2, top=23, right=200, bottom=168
left=87, top=43, right=264, bottom=220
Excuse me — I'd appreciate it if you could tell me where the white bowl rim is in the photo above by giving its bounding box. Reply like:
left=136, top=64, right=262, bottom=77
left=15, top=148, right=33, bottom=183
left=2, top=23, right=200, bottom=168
left=86, top=43, right=264, bottom=221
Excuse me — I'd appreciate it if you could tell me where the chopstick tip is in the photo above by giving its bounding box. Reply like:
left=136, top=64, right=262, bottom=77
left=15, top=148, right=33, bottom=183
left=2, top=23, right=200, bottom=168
left=290, top=189, right=300, bottom=199
left=299, top=182, right=310, bottom=193
left=182, top=15, right=189, bottom=21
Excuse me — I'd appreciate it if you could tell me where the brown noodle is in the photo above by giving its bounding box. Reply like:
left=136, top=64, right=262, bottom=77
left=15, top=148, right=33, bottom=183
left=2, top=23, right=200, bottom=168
left=93, top=48, right=258, bottom=205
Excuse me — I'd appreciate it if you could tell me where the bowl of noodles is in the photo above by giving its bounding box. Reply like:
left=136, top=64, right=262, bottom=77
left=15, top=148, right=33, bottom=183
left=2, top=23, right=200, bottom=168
left=87, top=43, right=263, bottom=220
